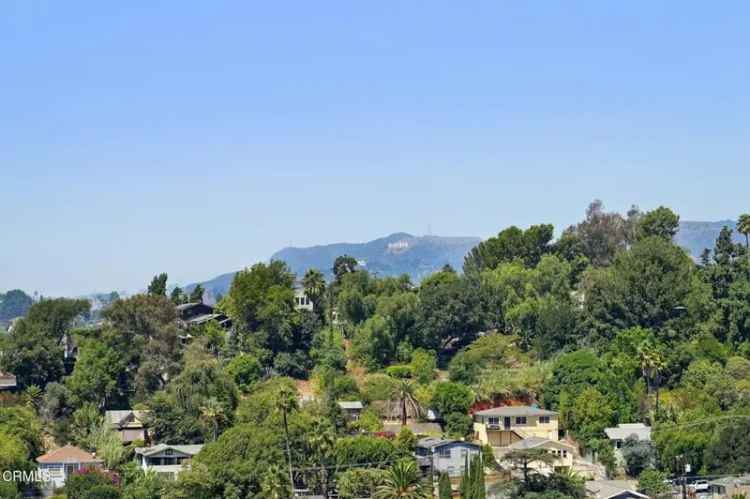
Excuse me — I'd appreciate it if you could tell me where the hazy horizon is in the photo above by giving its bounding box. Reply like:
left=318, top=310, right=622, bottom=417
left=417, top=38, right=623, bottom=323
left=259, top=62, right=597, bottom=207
left=3, top=2, right=750, bottom=296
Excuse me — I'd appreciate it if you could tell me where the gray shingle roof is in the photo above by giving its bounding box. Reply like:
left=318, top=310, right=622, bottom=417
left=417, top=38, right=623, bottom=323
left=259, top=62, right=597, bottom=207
left=135, top=444, right=204, bottom=457
left=416, top=437, right=479, bottom=450
left=604, top=423, right=651, bottom=441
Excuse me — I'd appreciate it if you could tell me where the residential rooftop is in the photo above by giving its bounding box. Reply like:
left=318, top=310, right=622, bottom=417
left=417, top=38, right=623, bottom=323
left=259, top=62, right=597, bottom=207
left=604, top=423, right=651, bottom=441
left=474, top=406, right=557, bottom=417
left=37, top=445, right=103, bottom=465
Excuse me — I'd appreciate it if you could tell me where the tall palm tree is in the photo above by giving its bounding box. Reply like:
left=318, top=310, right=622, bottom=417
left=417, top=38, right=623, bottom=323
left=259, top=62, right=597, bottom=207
left=302, top=268, right=327, bottom=310
left=738, top=214, right=750, bottom=262
left=374, top=460, right=429, bottom=499
left=392, top=379, right=423, bottom=426
left=637, top=342, right=666, bottom=417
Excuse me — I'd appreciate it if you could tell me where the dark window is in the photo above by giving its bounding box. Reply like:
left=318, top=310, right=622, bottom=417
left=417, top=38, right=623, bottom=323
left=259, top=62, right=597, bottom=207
left=515, top=417, right=527, bottom=425
left=539, top=416, right=550, bottom=424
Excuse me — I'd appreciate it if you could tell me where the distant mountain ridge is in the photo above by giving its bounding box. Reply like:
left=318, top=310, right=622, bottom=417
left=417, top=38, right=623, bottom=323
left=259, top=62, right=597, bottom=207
left=185, top=221, right=744, bottom=300
left=186, top=233, right=481, bottom=298
left=675, top=220, right=744, bottom=259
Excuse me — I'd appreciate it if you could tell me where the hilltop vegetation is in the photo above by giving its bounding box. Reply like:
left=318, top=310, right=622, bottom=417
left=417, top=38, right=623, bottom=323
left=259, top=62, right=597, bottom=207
left=1, top=201, right=750, bottom=498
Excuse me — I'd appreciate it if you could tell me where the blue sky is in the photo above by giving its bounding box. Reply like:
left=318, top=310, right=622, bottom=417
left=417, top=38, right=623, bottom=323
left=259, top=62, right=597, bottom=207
left=1, top=1, right=749, bottom=297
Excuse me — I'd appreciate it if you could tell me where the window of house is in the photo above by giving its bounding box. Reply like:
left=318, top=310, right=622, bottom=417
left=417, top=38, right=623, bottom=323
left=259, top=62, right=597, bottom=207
left=165, top=449, right=174, bottom=456
left=539, top=416, right=550, bottom=424
left=438, top=448, right=451, bottom=458
left=515, top=416, right=527, bottom=425
left=562, top=450, right=568, bottom=458
left=488, top=417, right=499, bottom=426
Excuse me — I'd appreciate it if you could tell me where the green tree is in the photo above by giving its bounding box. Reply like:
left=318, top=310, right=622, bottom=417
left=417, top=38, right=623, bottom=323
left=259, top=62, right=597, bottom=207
left=170, top=286, right=185, bottom=304
left=410, top=349, right=436, bottom=385
left=147, top=273, right=168, bottom=296
left=392, top=379, right=423, bottom=426
left=464, top=224, right=554, bottom=273
left=146, top=360, right=238, bottom=444
left=333, top=255, right=359, bottom=282
left=189, top=284, right=205, bottom=303
left=0, top=298, right=90, bottom=388
left=637, top=206, right=680, bottom=240
left=66, top=339, right=123, bottom=409
left=637, top=469, right=670, bottom=498
left=504, top=448, right=555, bottom=484
left=302, top=268, right=327, bottom=310
left=224, top=353, right=263, bottom=392
left=374, top=460, right=429, bottom=499
left=620, top=436, right=656, bottom=477
left=737, top=214, right=750, bottom=253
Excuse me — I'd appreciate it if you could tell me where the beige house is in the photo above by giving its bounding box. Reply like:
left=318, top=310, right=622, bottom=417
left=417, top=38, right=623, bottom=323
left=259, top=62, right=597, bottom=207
left=105, top=410, right=150, bottom=444
left=474, top=406, right=559, bottom=447
left=498, top=436, right=576, bottom=474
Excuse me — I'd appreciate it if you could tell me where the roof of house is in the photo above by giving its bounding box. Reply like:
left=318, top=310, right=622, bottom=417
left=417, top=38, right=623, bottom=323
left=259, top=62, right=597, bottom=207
left=105, top=409, right=149, bottom=429
left=337, top=401, right=364, bottom=410
left=604, top=423, right=652, bottom=441
left=416, top=437, right=480, bottom=450
left=175, top=302, right=207, bottom=311
left=134, top=444, right=204, bottom=457
left=504, top=437, right=575, bottom=451
left=586, top=480, right=648, bottom=499
left=474, top=406, right=557, bottom=417
left=37, top=445, right=103, bottom=465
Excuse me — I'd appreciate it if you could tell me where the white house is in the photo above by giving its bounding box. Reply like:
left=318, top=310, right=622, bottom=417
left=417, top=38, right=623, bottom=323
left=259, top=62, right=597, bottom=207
left=36, top=445, right=103, bottom=492
left=294, top=285, right=314, bottom=311
left=134, top=444, right=203, bottom=479
left=604, top=423, right=651, bottom=462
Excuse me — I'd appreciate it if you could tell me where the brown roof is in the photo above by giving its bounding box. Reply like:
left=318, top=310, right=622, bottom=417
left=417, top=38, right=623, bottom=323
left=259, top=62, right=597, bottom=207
left=37, top=445, right=102, bottom=464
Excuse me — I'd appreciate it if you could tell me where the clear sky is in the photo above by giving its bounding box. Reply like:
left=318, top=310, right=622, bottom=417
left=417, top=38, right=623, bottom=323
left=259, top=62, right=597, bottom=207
left=2, top=1, right=749, bottom=297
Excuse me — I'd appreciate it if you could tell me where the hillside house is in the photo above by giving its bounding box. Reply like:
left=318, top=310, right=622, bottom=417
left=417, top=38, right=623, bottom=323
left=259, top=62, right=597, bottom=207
left=497, top=436, right=576, bottom=474
left=294, top=285, right=314, bottom=312
left=604, top=423, right=651, bottom=462
left=36, top=445, right=103, bottom=492
left=415, top=438, right=482, bottom=477
left=585, top=480, right=649, bottom=499
left=135, top=444, right=203, bottom=479
left=337, top=401, right=364, bottom=421
left=105, top=409, right=149, bottom=444
left=176, top=302, right=231, bottom=331
left=473, top=406, right=559, bottom=447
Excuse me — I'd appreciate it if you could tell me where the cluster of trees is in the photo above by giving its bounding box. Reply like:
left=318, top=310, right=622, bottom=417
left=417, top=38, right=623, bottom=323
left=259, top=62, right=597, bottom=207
left=2, top=201, right=750, bottom=498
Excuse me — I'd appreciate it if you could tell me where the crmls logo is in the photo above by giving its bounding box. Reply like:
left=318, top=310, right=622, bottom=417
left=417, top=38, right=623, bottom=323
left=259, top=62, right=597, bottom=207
left=1, top=470, right=52, bottom=482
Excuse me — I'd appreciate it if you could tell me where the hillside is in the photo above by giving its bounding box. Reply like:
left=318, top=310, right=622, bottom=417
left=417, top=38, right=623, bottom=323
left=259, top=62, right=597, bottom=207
left=186, top=233, right=481, bottom=298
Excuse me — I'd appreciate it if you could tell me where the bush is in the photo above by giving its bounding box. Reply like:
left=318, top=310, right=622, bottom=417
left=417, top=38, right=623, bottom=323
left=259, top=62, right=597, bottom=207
left=336, top=468, right=388, bottom=498
left=224, top=353, right=262, bottom=392
left=445, top=412, right=473, bottom=439
left=410, top=349, right=437, bottom=384
left=386, top=365, right=412, bottom=379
